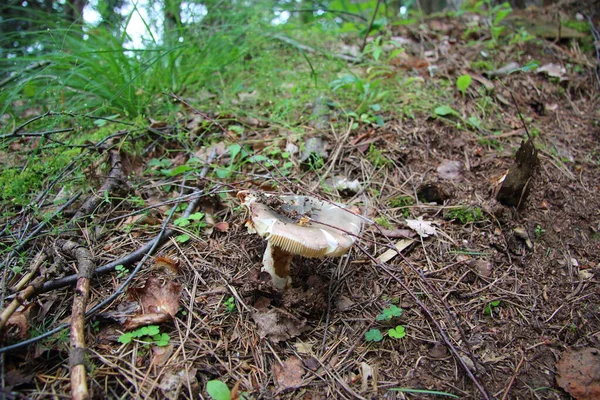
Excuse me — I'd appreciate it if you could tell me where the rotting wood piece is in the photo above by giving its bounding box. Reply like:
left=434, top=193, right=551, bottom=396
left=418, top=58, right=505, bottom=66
left=496, top=137, right=538, bottom=208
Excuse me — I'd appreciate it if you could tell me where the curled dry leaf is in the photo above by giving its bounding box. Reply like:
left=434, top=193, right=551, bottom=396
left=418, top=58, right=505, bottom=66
left=251, top=308, right=308, bottom=342
left=273, top=356, right=305, bottom=390
left=4, top=306, right=31, bottom=340
left=556, top=348, right=600, bottom=400
left=124, top=276, right=182, bottom=330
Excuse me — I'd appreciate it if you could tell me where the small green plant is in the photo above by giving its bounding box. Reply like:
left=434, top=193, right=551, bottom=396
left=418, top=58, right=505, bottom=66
left=367, top=144, right=391, bottom=167
left=174, top=212, right=206, bottom=242
left=456, top=74, right=472, bottom=95
left=115, top=264, right=129, bottom=278
left=389, top=196, right=413, bottom=217
left=365, top=328, right=384, bottom=342
left=445, top=206, right=484, bottom=224
left=223, top=296, right=236, bottom=312
left=535, top=225, right=546, bottom=240
left=206, top=380, right=231, bottom=400
left=484, top=300, right=501, bottom=317
left=376, top=305, right=403, bottom=321
left=388, top=325, right=406, bottom=339
left=374, top=216, right=392, bottom=229
left=118, top=325, right=170, bottom=347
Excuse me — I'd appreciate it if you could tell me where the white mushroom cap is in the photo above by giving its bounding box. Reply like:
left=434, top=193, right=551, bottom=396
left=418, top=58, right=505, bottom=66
left=239, top=191, right=362, bottom=258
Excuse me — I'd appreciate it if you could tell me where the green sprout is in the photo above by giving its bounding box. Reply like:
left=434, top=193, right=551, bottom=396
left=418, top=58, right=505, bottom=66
left=118, top=325, right=170, bottom=347
left=376, top=305, right=403, bottom=321
left=365, top=328, right=384, bottom=342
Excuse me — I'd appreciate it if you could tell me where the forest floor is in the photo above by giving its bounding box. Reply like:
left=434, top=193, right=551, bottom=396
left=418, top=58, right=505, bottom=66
left=1, top=6, right=600, bottom=400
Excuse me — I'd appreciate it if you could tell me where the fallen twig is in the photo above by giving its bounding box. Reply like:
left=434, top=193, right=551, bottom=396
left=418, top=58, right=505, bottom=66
left=55, top=239, right=95, bottom=400
left=0, top=151, right=215, bottom=355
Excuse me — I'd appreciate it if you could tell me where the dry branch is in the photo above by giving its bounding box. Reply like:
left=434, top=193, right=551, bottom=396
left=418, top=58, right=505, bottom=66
left=55, top=239, right=95, bottom=400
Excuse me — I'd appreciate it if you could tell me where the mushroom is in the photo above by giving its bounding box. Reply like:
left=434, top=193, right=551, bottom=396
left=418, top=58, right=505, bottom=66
left=238, top=191, right=362, bottom=290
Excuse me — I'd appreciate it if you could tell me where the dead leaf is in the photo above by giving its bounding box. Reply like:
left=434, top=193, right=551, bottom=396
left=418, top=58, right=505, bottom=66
left=405, top=217, right=437, bottom=238
left=470, top=259, right=493, bottom=278
left=159, top=368, right=199, bottom=400
left=377, top=239, right=414, bottom=263
left=336, top=295, right=355, bottom=312
left=152, top=344, right=174, bottom=367
left=4, top=306, right=31, bottom=340
left=556, top=348, right=600, bottom=400
left=428, top=343, right=449, bottom=359
left=251, top=308, right=308, bottom=342
left=214, top=221, right=229, bottom=232
left=294, top=341, right=314, bottom=355
left=360, top=362, right=373, bottom=393
left=300, top=137, right=328, bottom=162
left=437, top=160, right=462, bottom=180
left=485, top=62, right=520, bottom=77
left=273, top=357, right=305, bottom=390
left=124, top=277, right=182, bottom=330
left=537, top=63, right=567, bottom=79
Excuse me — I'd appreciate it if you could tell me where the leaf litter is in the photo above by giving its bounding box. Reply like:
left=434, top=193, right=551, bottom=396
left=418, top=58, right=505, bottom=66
left=2, top=5, right=600, bottom=400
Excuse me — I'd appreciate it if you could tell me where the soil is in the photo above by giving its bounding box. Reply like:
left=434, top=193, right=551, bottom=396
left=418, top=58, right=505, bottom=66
left=1, top=6, right=600, bottom=400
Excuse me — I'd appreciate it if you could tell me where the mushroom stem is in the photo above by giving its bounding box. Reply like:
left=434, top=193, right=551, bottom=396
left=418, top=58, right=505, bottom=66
left=262, top=241, right=293, bottom=290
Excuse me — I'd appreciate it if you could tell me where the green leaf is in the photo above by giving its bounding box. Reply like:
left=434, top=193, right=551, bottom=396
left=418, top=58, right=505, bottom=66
left=188, top=212, right=204, bottom=221
left=365, top=328, right=384, bottom=342
left=493, top=8, right=512, bottom=25
left=388, top=325, right=406, bottom=339
left=228, top=143, right=242, bottom=161
left=376, top=305, right=403, bottom=321
left=434, top=105, right=458, bottom=117
left=153, top=333, right=170, bottom=346
left=174, top=217, right=190, bottom=227
left=206, top=380, right=231, bottom=400
left=145, top=326, right=160, bottom=336
left=118, top=332, right=133, bottom=344
left=456, top=74, right=472, bottom=94
left=176, top=234, right=191, bottom=243
left=229, top=125, right=244, bottom=134
left=168, top=165, right=193, bottom=176
left=248, top=155, right=268, bottom=163
left=215, top=167, right=232, bottom=179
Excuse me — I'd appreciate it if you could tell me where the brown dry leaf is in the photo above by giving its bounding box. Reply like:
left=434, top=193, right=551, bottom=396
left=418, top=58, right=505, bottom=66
left=158, top=368, right=199, bottom=400
left=336, top=295, right=355, bottom=312
left=5, top=306, right=31, bottom=340
left=437, top=160, right=463, bottom=180
left=273, top=356, right=305, bottom=390
left=214, top=221, right=229, bottom=233
left=556, top=348, right=600, bottom=400
left=251, top=308, right=308, bottom=342
left=124, top=277, right=182, bottom=330
left=152, top=344, right=174, bottom=367
left=360, top=362, right=374, bottom=393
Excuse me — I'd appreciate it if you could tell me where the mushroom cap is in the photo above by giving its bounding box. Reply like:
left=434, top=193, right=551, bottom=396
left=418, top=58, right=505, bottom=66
left=238, top=191, right=362, bottom=258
